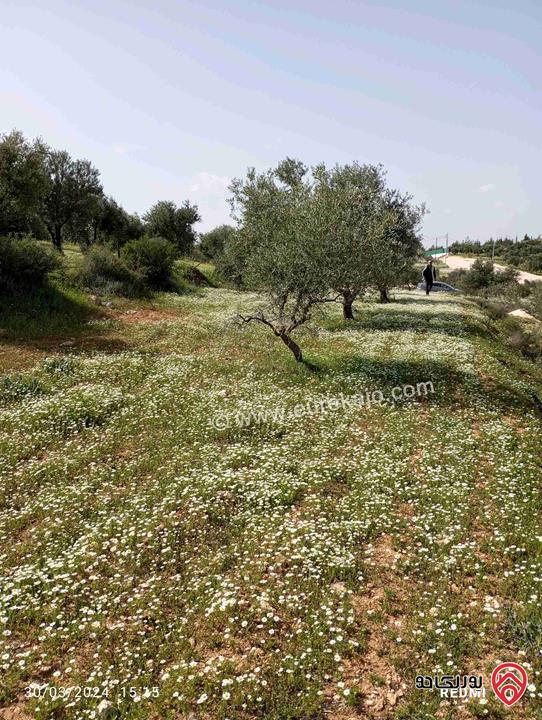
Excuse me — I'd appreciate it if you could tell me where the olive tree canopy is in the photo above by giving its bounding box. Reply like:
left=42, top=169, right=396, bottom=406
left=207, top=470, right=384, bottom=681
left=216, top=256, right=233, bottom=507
left=144, top=200, right=200, bottom=254
left=40, top=150, right=103, bottom=251
left=314, top=162, right=387, bottom=319
left=0, top=130, right=48, bottom=235
left=363, top=187, right=426, bottom=302
left=230, top=158, right=333, bottom=362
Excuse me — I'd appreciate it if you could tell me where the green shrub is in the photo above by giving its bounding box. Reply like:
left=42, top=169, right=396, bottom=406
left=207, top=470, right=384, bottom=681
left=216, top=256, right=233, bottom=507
left=449, top=260, right=522, bottom=300
left=529, top=282, right=542, bottom=320
left=214, top=235, right=248, bottom=288
left=80, top=246, right=143, bottom=297
left=122, top=236, right=176, bottom=288
left=403, top=265, right=423, bottom=288
left=446, top=268, right=468, bottom=289
left=480, top=299, right=510, bottom=320
left=180, top=265, right=212, bottom=287
left=199, top=225, right=236, bottom=260
left=0, top=236, right=60, bottom=293
left=502, top=317, right=542, bottom=361
left=464, top=259, right=497, bottom=289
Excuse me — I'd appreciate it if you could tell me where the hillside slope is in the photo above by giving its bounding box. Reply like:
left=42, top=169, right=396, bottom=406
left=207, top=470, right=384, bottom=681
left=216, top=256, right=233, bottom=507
left=1, top=289, right=541, bottom=720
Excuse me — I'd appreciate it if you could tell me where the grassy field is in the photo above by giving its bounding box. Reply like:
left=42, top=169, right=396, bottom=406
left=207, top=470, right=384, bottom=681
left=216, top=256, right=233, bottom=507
left=1, top=275, right=542, bottom=719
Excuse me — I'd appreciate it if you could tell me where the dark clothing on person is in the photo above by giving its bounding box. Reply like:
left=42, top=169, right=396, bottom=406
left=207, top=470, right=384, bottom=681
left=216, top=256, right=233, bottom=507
left=422, top=264, right=437, bottom=295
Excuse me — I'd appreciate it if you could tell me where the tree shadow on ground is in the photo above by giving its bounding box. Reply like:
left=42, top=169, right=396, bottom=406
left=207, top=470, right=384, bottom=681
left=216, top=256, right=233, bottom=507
left=0, top=284, right=131, bottom=363
left=295, top=296, right=539, bottom=416
left=378, top=293, right=463, bottom=306
left=303, top=354, right=538, bottom=417
left=323, top=309, right=489, bottom=341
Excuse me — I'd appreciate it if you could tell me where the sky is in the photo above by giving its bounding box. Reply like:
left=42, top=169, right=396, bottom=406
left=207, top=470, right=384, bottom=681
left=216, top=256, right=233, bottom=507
left=1, top=0, right=541, bottom=243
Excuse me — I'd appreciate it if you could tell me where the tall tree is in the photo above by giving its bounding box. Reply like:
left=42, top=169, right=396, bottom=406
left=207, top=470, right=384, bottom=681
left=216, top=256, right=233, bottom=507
left=314, top=162, right=387, bottom=319
left=100, top=201, right=145, bottom=257
left=231, top=158, right=331, bottom=362
left=40, top=150, right=103, bottom=251
left=0, top=130, right=48, bottom=235
left=364, top=189, right=425, bottom=302
left=91, top=196, right=130, bottom=247
left=144, top=200, right=200, bottom=254
left=84, top=197, right=145, bottom=255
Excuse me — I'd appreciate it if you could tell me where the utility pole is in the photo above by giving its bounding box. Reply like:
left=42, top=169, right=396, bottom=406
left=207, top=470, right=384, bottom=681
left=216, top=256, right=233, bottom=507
left=445, top=233, right=449, bottom=255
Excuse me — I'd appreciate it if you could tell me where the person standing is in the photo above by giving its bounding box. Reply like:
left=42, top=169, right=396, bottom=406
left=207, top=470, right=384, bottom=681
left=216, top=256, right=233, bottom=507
left=422, top=259, right=437, bottom=295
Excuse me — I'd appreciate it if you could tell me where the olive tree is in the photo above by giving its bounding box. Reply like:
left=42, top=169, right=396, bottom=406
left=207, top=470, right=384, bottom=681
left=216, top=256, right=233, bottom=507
left=40, top=150, right=103, bottom=251
left=314, top=162, right=386, bottom=319
left=315, top=163, right=425, bottom=313
left=230, top=158, right=332, bottom=363
left=144, top=200, right=200, bottom=254
left=364, top=189, right=426, bottom=302
left=84, top=196, right=143, bottom=255
left=0, top=130, right=48, bottom=235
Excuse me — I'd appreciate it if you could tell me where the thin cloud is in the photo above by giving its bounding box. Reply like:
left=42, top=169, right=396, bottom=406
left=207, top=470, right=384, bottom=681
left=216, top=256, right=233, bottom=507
left=189, top=172, right=230, bottom=194
left=478, top=183, right=496, bottom=193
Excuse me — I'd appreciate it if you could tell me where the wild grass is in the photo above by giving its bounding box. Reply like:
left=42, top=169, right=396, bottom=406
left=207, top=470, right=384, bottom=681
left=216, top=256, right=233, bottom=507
left=1, top=277, right=541, bottom=719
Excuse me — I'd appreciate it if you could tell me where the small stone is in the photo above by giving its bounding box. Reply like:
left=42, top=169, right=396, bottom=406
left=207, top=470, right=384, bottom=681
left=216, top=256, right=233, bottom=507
left=387, top=690, right=398, bottom=706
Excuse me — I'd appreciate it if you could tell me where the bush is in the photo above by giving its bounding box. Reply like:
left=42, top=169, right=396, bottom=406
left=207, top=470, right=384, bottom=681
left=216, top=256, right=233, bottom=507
left=0, top=236, right=60, bottom=293
left=403, top=265, right=423, bottom=288
left=181, top=265, right=212, bottom=286
left=464, top=259, right=497, bottom=290
left=502, top=318, right=542, bottom=361
left=199, top=225, right=236, bottom=260
left=122, top=236, right=176, bottom=289
left=479, top=298, right=510, bottom=320
left=0, top=374, right=47, bottom=402
left=446, top=268, right=468, bottom=288
left=449, top=260, right=522, bottom=300
left=528, top=282, right=542, bottom=320
left=214, top=236, right=248, bottom=288
left=80, top=246, right=143, bottom=297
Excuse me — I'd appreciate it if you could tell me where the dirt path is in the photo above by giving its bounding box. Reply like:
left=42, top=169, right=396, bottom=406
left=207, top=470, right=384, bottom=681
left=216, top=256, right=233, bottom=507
left=444, top=254, right=542, bottom=284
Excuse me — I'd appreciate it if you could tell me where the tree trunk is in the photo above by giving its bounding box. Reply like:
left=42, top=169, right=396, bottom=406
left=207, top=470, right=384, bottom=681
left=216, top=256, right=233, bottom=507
left=379, top=287, right=390, bottom=303
left=52, top=226, right=63, bottom=252
left=342, top=291, right=356, bottom=320
left=279, top=332, right=303, bottom=362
